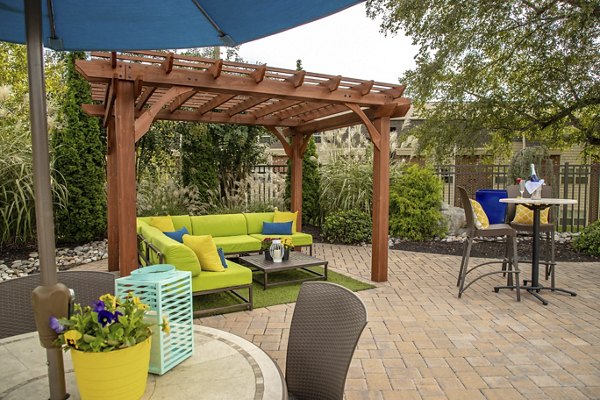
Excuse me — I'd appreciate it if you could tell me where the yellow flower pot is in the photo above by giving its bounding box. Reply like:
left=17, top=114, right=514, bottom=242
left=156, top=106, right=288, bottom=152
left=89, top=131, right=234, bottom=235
left=70, top=337, right=151, bottom=400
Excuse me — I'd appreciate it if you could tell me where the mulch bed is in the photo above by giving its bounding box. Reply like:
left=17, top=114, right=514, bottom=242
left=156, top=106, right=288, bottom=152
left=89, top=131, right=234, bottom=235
left=389, top=238, right=599, bottom=263
left=303, top=224, right=599, bottom=263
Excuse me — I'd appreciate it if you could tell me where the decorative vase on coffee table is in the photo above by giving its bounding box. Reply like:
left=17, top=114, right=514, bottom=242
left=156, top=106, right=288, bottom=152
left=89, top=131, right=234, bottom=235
left=269, top=239, right=285, bottom=263
left=70, top=337, right=151, bottom=400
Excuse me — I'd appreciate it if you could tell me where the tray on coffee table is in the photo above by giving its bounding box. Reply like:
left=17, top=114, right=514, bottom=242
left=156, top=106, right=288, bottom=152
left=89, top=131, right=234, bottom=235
left=239, top=252, right=328, bottom=290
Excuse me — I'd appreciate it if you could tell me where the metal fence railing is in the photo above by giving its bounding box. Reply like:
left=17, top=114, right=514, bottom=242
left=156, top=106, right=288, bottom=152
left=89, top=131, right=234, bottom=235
left=248, top=163, right=600, bottom=232
left=434, top=163, right=599, bottom=232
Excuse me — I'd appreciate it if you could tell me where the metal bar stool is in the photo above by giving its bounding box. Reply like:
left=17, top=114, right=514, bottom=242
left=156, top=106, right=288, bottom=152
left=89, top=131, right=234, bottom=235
left=457, top=186, right=521, bottom=301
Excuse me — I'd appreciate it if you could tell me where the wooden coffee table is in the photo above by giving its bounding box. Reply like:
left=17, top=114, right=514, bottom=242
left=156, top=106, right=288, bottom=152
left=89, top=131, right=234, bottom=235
left=239, top=252, right=328, bottom=290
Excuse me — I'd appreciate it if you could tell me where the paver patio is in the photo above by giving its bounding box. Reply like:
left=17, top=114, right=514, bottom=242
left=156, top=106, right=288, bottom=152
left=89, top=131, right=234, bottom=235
left=78, top=243, right=600, bottom=399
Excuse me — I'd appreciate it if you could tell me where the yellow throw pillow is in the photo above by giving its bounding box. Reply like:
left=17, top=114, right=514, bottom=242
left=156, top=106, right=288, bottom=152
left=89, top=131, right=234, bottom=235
left=182, top=235, right=225, bottom=272
left=512, top=205, right=549, bottom=225
left=274, top=210, right=298, bottom=233
left=149, top=216, right=175, bottom=232
left=470, top=199, right=490, bottom=229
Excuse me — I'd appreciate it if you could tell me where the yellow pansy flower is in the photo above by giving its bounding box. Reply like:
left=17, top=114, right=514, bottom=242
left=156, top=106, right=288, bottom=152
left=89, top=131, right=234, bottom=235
left=133, top=296, right=149, bottom=311
left=100, top=293, right=116, bottom=309
left=162, top=316, right=171, bottom=335
left=64, top=330, right=82, bottom=348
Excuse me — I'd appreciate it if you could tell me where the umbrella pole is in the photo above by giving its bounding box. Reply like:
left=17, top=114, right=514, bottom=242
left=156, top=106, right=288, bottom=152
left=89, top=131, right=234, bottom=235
left=24, top=0, right=68, bottom=399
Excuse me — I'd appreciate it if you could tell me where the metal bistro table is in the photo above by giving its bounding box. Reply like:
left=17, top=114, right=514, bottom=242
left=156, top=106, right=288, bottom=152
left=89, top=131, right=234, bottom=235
left=240, top=252, right=328, bottom=290
left=499, top=197, right=578, bottom=305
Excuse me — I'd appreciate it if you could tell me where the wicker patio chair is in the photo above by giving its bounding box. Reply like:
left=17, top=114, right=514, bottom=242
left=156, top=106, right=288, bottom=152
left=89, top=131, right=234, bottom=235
left=457, top=186, right=521, bottom=301
left=0, top=270, right=116, bottom=339
left=506, top=184, right=557, bottom=287
left=285, top=281, right=367, bottom=400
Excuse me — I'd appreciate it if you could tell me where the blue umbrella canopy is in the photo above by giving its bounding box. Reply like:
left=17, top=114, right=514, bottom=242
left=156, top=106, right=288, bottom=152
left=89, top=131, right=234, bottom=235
left=0, top=0, right=363, bottom=50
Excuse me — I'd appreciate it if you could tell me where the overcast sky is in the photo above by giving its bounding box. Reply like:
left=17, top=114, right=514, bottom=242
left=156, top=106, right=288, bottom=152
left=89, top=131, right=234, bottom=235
left=236, top=3, right=418, bottom=85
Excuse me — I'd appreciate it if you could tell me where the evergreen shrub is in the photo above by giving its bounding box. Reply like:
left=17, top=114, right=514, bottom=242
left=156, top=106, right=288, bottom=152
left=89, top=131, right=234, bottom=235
left=285, top=137, right=321, bottom=225
left=508, top=146, right=549, bottom=184
left=52, top=52, right=106, bottom=243
left=574, top=221, right=600, bottom=257
left=389, top=164, right=445, bottom=241
left=322, top=210, right=372, bottom=245
left=181, top=123, right=219, bottom=204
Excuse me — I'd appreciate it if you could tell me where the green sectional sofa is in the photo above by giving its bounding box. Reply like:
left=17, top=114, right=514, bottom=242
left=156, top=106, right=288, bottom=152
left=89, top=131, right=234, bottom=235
left=136, top=213, right=313, bottom=316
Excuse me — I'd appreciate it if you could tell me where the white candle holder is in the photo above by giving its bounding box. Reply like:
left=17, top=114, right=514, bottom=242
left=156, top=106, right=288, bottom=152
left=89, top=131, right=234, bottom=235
left=269, top=240, right=285, bottom=263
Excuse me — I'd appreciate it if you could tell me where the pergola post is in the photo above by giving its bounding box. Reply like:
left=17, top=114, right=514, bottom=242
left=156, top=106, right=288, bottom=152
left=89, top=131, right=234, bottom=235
left=106, top=117, right=119, bottom=271
left=290, top=131, right=303, bottom=231
left=371, top=117, right=390, bottom=282
left=114, top=80, right=138, bottom=276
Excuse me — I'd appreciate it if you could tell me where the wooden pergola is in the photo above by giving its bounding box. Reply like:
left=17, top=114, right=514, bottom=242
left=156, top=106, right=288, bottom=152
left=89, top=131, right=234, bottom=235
left=76, top=51, right=410, bottom=282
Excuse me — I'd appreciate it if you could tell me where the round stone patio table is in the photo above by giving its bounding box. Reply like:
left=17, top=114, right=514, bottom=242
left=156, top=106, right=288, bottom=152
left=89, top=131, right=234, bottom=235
left=0, top=325, right=287, bottom=400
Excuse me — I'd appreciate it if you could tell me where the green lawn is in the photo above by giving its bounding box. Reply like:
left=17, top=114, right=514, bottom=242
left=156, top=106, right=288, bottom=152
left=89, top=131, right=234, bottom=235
left=194, top=267, right=374, bottom=316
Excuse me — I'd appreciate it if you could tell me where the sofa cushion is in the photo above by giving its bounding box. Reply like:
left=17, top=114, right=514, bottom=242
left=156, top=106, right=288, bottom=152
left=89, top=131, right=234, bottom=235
left=191, top=261, right=252, bottom=293
left=213, top=235, right=262, bottom=253
left=149, top=216, right=175, bottom=232
left=137, top=217, right=152, bottom=232
left=262, top=221, right=293, bottom=235
left=470, top=199, right=490, bottom=229
left=191, top=214, right=248, bottom=237
left=217, top=248, right=228, bottom=268
left=243, top=212, right=274, bottom=234
left=139, top=222, right=164, bottom=245
left=150, top=233, right=201, bottom=276
left=274, top=210, right=298, bottom=233
left=512, top=205, right=549, bottom=225
left=171, top=215, right=193, bottom=234
left=249, top=232, right=313, bottom=247
left=183, top=235, right=225, bottom=272
left=163, top=226, right=189, bottom=243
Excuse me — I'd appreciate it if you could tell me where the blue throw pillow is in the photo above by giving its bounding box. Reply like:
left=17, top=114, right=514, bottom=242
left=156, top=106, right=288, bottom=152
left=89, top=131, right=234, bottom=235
left=217, top=247, right=228, bottom=268
left=163, top=226, right=189, bottom=243
left=262, top=221, right=293, bottom=235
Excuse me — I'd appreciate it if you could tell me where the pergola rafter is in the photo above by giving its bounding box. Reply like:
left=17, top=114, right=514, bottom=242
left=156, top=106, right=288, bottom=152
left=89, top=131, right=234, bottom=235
left=77, top=51, right=411, bottom=282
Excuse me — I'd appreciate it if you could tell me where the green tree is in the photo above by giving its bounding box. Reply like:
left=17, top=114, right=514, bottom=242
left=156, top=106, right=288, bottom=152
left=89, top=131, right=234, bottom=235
left=181, top=122, right=219, bottom=203
left=208, top=124, right=266, bottom=200
left=181, top=123, right=266, bottom=205
left=52, top=52, right=106, bottom=243
left=285, top=137, right=322, bottom=224
left=507, top=146, right=550, bottom=184
left=367, top=0, right=600, bottom=160
left=136, top=120, right=184, bottom=183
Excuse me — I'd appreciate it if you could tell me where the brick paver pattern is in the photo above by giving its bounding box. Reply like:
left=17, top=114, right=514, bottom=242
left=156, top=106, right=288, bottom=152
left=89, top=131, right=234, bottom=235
left=81, top=243, right=600, bottom=399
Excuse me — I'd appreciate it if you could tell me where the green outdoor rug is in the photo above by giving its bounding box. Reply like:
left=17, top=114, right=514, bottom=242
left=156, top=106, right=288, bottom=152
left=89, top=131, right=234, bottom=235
left=194, top=267, right=374, bottom=315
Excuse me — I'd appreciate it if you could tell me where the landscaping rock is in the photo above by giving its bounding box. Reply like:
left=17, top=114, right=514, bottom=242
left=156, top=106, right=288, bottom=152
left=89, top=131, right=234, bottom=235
left=441, top=202, right=466, bottom=235
left=0, top=239, right=108, bottom=282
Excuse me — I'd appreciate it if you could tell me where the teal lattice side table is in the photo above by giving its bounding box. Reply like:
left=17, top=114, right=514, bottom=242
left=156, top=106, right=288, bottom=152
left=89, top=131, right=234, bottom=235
left=116, top=264, right=193, bottom=375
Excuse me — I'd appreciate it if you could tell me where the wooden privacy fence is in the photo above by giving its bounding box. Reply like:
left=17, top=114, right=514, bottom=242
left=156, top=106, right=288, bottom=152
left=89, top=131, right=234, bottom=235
left=247, top=164, right=288, bottom=206
left=250, top=163, right=600, bottom=232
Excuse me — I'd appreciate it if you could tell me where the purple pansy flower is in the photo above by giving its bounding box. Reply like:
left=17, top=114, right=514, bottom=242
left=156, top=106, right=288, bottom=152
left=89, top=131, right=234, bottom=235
left=97, top=310, right=116, bottom=327
left=92, top=300, right=105, bottom=313
left=49, top=316, right=65, bottom=333
left=114, top=310, right=123, bottom=322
